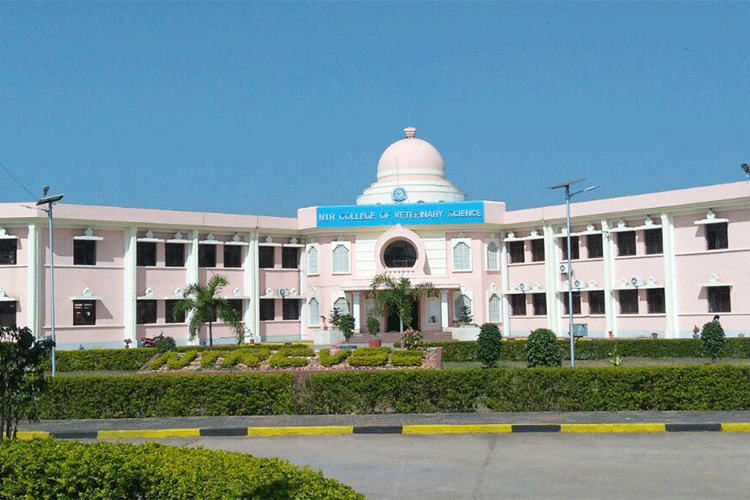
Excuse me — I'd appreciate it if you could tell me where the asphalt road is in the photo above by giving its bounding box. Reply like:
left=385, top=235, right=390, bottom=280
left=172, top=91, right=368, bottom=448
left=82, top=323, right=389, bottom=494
left=111, top=433, right=750, bottom=500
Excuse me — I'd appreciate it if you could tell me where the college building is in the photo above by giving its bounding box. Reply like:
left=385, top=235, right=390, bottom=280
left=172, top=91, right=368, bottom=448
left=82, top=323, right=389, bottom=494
left=1, top=127, right=748, bottom=348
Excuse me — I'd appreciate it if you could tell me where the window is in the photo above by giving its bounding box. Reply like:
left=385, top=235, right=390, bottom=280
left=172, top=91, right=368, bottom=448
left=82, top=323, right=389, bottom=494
left=74, top=240, right=96, bottom=265
left=165, top=300, right=185, bottom=323
left=227, top=299, right=243, bottom=319
left=589, top=290, right=605, bottom=315
left=384, top=240, right=417, bottom=268
left=488, top=294, right=501, bottom=322
left=486, top=241, right=499, bottom=270
left=260, top=299, right=275, bottom=321
left=706, top=223, right=728, bottom=250
left=561, top=236, right=579, bottom=261
left=308, top=298, right=320, bottom=325
left=533, top=293, right=547, bottom=316
left=307, top=247, right=318, bottom=275
left=647, top=288, right=665, bottom=314
left=224, top=245, right=242, bottom=268
left=619, top=289, right=639, bottom=314
left=645, top=229, right=663, bottom=255
left=507, top=241, right=524, bottom=264
left=259, top=246, right=275, bottom=268
left=617, top=231, right=636, bottom=256
left=454, top=295, right=471, bottom=320
left=510, top=294, right=526, bottom=316
left=334, top=297, right=350, bottom=315
left=0, top=240, right=17, bottom=265
left=531, top=239, right=545, bottom=262
left=0, top=302, right=17, bottom=327
left=198, top=245, right=216, bottom=267
left=562, top=291, right=581, bottom=315
left=137, top=242, right=157, bottom=267
left=587, top=234, right=603, bottom=259
left=332, top=244, right=350, bottom=273
left=708, top=286, right=731, bottom=313
left=453, top=241, right=471, bottom=271
left=136, top=300, right=157, bottom=324
left=73, top=300, right=96, bottom=325
left=282, top=247, right=299, bottom=269
left=282, top=299, right=300, bottom=320
left=165, top=243, right=185, bottom=267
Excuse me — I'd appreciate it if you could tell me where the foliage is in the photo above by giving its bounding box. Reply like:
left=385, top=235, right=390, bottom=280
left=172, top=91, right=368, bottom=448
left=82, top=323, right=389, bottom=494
left=155, top=336, right=176, bottom=354
left=0, top=326, right=54, bottom=439
left=701, top=321, right=726, bottom=362
left=608, top=345, right=623, bottom=367
left=220, top=349, right=261, bottom=369
left=318, top=348, right=352, bottom=367
left=401, top=328, right=424, bottom=350
left=526, top=328, right=563, bottom=367
left=390, top=350, right=424, bottom=367
left=0, top=440, right=366, bottom=500
left=366, top=315, right=381, bottom=337
left=200, top=350, right=222, bottom=369
left=268, top=347, right=314, bottom=368
left=171, top=275, right=245, bottom=347
left=370, top=274, right=438, bottom=333
left=455, top=305, right=473, bottom=325
left=328, top=309, right=356, bottom=341
left=348, top=346, right=391, bottom=365
left=476, top=323, right=502, bottom=368
left=166, top=350, right=199, bottom=370
left=44, top=348, right=156, bottom=372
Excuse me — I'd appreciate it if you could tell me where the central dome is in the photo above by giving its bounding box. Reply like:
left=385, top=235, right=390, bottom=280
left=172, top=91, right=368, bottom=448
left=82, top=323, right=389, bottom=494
left=357, top=127, right=466, bottom=205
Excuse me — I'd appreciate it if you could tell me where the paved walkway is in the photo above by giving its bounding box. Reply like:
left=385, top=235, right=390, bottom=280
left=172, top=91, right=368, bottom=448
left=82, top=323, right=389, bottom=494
left=16, top=411, right=750, bottom=439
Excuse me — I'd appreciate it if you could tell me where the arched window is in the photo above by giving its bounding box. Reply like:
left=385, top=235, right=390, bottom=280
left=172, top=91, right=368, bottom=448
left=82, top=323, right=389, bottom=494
left=334, top=297, right=350, bottom=315
left=332, top=244, right=350, bottom=274
left=384, top=240, right=417, bottom=268
left=454, top=294, right=472, bottom=321
left=453, top=242, right=471, bottom=271
left=307, top=247, right=318, bottom=275
left=486, top=242, right=499, bottom=270
left=308, top=298, right=320, bottom=325
left=488, top=294, right=501, bottom=322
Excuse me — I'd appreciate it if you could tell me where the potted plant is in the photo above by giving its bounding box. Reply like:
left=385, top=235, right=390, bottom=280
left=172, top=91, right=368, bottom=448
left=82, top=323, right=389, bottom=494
left=329, top=308, right=355, bottom=343
left=366, top=315, right=381, bottom=347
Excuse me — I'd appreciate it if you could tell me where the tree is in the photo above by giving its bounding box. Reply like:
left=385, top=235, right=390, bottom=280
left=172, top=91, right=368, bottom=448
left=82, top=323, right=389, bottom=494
left=526, top=328, right=563, bottom=368
left=370, top=274, right=438, bottom=333
left=0, top=326, right=54, bottom=439
left=700, top=320, right=726, bottom=363
left=476, top=323, right=502, bottom=368
left=172, top=275, right=245, bottom=347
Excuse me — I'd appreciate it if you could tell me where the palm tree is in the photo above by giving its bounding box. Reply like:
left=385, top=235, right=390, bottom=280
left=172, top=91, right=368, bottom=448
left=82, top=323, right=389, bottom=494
left=370, top=274, right=438, bottom=333
left=172, top=275, right=245, bottom=347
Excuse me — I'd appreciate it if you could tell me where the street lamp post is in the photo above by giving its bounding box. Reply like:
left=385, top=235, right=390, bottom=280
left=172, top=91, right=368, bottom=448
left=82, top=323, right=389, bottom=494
left=549, top=179, right=599, bottom=367
left=36, top=192, right=64, bottom=376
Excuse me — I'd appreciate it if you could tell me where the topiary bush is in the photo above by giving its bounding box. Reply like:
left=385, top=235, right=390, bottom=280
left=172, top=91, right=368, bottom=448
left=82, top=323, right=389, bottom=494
left=476, top=323, right=502, bottom=368
left=318, top=348, right=352, bottom=367
left=701, top=321, right=726, bottom=362
left=348, top=347, right=390, bottom=367
left=526, top=328, right=563, bottom=367
left=154, top=336, right=176, bottom=354
left=366, top=315, right=380, bottom=337
left=390, top=350, right=424, bottom=367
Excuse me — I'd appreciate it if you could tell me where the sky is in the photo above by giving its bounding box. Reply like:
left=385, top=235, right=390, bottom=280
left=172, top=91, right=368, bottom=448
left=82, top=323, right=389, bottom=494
left=1, top=2, right=749, bottom=217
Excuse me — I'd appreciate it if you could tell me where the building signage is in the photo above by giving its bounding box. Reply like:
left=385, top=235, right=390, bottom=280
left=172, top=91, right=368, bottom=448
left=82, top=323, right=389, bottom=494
left=316, top=201, right=485, bottom=227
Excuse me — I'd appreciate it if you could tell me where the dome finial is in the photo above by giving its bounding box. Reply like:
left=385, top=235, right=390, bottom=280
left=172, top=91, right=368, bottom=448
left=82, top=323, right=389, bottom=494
left=404, top=127, right=416, bottom=138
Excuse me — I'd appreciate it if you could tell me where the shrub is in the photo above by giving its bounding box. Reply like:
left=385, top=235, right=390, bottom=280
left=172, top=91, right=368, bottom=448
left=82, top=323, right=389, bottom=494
left=166, top=350, right=198, bottom=370
left=701, top=321, right=726, bottom=362
left=268, top=347, right=313, bottom=368
left=390, top=350, right=424, bottom=367
left=476, top=324, right=502, bottom=368
left=220, top=349, right=260, bottom=369
left=155, top=336, right=177, bottom=354
left=526, top=329, right=563, bottom=367
left=319, top=348, right=351, bottom=367
left=348, top=347, right=390, bottom=367
left=50, top=348, right=157, bottom=372
left=148, top=352, right=171, bottom=371
left=366, top=316, right=380, bottom=337
left=0, top=440, right=365, bottom=499
left=200, top=350, right=222, bottom=369
left=401, top=328, right=424, bottom=350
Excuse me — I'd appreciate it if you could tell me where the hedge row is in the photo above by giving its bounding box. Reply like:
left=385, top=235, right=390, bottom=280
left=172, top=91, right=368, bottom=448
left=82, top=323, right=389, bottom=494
left=426, top=338, right=750, bottom=363
left=0, top=440, right=365, bottom=500
left=318, top=348, right=351, bottom=367
left=44, top=348, right=157, bottom=372
left=36, top=365, right=750, bottom=419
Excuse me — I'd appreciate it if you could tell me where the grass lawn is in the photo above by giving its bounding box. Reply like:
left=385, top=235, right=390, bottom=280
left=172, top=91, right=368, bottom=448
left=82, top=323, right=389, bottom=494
left=444, top=357, right=750, bottom=369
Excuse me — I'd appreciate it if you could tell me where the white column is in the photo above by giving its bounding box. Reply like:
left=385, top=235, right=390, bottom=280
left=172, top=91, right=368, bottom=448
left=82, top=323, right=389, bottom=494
left=543, top=225, right=559, bottom=333
left=252, top=232, right=261, bottom=342
left=352, top=292, right=361, bottom=331
left=661, top=214, right=679, bottom=338
left=185, top=230, right=199, bottom=345
left=242, top=232, right=255, bottom=343
left=440, top=290, right=449, bottom=329
left=602, top=220, right=617, bottom=337
left=298, top=243, right=306, bottom=341
left=26, top=223, right=40, bottom=336
left=123, top=228, right=138, bottom=345
left=500, top=237, right=510, bottom=337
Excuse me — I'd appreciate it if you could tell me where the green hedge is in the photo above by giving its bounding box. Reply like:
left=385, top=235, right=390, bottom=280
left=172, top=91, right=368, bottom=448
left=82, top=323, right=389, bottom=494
left=0, top=440, right=365, bottom=500
left=220, top=349, right=261, bottom=369
left=166, top=350, right=199, bottom=370
left=319, top=348, right=351, bottom=367
left=348, top=347, right=390, bottom=367
left=148, top=352, right=171, bottom=371
left=268, top=347, right=314, bottom=368
left=200, top=350, right=222, bottom=368
left=391, top=350, right=424, bottom=367
left=34, top=365, right=750, bottom=418
left=45, top=348, right=157, bottom=372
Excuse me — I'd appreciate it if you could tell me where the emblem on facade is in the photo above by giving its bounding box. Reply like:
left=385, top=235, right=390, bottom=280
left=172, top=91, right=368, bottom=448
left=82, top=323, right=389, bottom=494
left=392, top=187, right=407, bottom=203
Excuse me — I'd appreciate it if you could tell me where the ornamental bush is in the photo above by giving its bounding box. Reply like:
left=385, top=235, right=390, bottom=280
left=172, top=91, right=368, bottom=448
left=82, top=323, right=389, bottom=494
left=526, top=328, right=563, bottom=367
left=154, top=335, right=177, bottom=354
left=390, top=350, right=424, bottom=367
left=220, top=349, right=261, bottom=369
left=319, top=348, right=351, bottom=367
left=348, top=347, right=390, bottom=367
left=0, top=440, right=365, bottom=500
left=701, top=321, right=726, bottom=362
left=476, top=323, right=502, bottom=368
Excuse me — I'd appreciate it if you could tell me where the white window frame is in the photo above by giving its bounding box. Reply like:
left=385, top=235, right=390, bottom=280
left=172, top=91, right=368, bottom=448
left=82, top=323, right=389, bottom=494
left=488, top=293, right=501, bottom=322
left=334, top=296, right=350, bottom=315
left=306, top=244, right=320, bottom=276
left=308, top=297, right=320, bottom=325
left=486, top=239, right=500, bottom=271
left=452, top=238, right=472, bottom=272
left=331, top=241, right=351, bottom=275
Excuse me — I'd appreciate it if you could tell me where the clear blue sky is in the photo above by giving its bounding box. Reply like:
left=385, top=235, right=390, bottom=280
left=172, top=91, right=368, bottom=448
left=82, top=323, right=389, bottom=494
left=2, top=2, right=748, bottom=217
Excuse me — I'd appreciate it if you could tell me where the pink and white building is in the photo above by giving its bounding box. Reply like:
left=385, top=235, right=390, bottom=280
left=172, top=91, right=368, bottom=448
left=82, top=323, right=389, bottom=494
left=1, top=127, right=748, bottom=348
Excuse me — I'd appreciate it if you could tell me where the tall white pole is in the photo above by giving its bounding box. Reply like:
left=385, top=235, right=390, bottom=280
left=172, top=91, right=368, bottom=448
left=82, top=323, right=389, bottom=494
left=47, top=205, right=57, bottom=376
left=565, top=187, right=574, bottom=368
